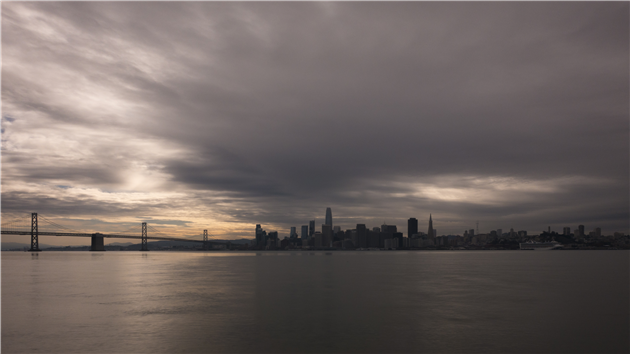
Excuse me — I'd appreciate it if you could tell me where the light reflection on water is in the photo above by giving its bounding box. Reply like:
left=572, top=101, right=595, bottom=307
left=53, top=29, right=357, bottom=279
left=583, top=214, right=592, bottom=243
left=2, top=251, right=629, bottom=353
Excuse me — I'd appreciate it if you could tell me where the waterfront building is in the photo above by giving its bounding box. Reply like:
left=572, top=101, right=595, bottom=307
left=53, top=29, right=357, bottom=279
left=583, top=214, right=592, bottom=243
left=367, top=230, right=380, bottom=248
left=393, top=232, right=403, bottom=247
left=314, top=232, right=323, bottom=248
left=342, top=239, right=355, bottom=249
left=256, top=224, right=262, bottom=244
left=421, top=235, right=434, bottom=247
left=322, top=224, right=333, bottom=247
left=349, top=229, right=358, bottom=246
left=290, top=227, right=297, bottom=238
left=357, top=224, right=368, bottom=248
left=384, top=238, right=397, bottom=249
left=256, top=224, right=267, bottom=247
left=411, top=237, right=423, bottom=248
left=381, top=224, right=396, bottom=248
left=309, top=220, right=315, bottom=237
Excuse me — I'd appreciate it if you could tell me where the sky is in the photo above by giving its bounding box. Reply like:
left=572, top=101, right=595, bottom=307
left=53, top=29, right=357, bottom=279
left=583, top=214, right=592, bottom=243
left=2, top=2, right=628, bottom=245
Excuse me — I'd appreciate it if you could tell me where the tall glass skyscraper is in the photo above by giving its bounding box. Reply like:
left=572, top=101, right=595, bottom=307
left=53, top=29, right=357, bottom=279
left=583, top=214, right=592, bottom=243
left=325, top=207, right=333, bottom=227
left=301, top=225, right=308, bottom=240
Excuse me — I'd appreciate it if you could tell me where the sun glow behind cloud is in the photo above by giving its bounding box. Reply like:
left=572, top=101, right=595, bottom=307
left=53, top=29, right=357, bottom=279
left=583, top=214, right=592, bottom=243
left=401, top=176, right=607, bottom=205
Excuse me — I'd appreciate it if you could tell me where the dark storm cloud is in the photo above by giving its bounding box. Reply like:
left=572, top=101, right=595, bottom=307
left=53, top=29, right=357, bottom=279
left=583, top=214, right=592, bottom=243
left=2, top=2, right=628, bottom=237
left=1, top=189, right=171, bottom=218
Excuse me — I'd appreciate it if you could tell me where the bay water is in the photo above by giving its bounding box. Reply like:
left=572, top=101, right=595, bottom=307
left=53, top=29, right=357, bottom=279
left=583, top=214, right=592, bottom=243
left=2, top=251, right=628, bottom=353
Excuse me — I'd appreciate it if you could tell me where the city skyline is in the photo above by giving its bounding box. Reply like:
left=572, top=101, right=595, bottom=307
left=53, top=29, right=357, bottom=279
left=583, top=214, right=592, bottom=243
left=260, top=208, right=619, bottom=241
left=251, top=209, right=627, bottom=251
left=2, top=2, right=628, bottom=246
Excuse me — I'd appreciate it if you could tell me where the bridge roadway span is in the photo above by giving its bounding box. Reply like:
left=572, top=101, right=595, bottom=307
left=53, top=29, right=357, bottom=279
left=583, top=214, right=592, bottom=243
left=2, top=213, right=220, bottom=251
left=1, top=230, right=203, bottom=243
left=0, top=230, right=220, bottom=251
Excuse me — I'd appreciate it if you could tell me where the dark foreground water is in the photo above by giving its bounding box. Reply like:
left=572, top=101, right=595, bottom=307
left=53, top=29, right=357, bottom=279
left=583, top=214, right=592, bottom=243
left=2, top=251, right=628, bottom=353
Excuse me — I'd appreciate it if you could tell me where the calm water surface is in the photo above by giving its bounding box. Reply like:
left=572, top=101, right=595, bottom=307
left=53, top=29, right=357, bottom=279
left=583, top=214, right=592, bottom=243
left=2, top=251, right=628, bottom=353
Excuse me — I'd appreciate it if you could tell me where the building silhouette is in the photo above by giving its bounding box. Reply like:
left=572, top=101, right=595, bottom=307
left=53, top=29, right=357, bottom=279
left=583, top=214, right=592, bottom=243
left=301, top=225, right=308, bottom=240
left=322, top=224, right=333, bottom=248
left=428, top=214, right=434, bottom=238
left=408, top=218, right=418, bottom=238
left=356, top=224, right=367, bottom=248
left=309, top=220, right=315, bottom=237
left=325, top=207, right=333, bottom=228
left=255, top=224, right=264, bottom=246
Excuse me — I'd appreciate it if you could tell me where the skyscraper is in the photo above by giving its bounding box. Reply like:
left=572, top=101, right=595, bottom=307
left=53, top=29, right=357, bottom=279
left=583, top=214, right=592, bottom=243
left=428, top=214, right=434, bottom=238
left=408, top=218, right=418, bottom=238
left=256, top=224, right=263, bottom=245
left=356, top=224, right=367, bottom=248
left=325, top=207, right=333, bottom=228
left=301, top=225, right=308, bottom=240
left=322, top=224, right=332, bottom=247
left=309, top=220, right=315, bottom=237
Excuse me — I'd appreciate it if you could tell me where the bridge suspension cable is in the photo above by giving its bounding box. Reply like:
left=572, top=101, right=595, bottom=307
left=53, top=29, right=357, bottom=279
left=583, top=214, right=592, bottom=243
left=38, top=215, right=83, bottom=234
left=1, top=212, right=33, bottom=232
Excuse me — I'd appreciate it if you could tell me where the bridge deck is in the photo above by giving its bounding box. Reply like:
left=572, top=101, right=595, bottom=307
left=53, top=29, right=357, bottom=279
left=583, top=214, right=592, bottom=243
left=0, top=231, right=212, bottom=243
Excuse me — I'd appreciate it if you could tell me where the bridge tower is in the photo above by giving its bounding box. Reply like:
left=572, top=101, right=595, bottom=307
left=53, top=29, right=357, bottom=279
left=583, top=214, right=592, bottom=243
left=203, top=229, right=208, bottom=250
left=90, top=233, right=105, bottom=251
left=29, top=212, right=41, bottom=252
left=141, top=222, right=148, bottom=251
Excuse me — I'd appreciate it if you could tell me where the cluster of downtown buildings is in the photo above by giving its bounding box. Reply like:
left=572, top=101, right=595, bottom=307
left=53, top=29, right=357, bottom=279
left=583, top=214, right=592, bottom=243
left=252, top=208, right=629, bottom=250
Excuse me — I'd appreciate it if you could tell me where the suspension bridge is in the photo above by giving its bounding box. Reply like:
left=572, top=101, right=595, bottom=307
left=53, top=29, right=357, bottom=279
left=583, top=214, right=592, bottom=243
left=1, top=213, right=220, bottom=251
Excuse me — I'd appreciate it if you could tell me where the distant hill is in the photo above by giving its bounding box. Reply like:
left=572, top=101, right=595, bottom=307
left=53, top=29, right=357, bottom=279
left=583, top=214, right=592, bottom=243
left=2, top=242, right=57, bottom=250
left=212, top=238, right=252, bottom=244
left=106, top=242, right=134, bottom=246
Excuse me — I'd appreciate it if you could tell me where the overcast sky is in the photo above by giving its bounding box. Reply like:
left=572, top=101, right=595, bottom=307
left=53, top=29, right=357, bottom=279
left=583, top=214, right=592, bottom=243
left=2, top=2, right=628, bottom=245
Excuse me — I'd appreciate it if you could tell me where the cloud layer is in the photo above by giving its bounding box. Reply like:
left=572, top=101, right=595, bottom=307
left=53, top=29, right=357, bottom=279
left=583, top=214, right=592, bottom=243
left=2, top=2, right=628, bottom=244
